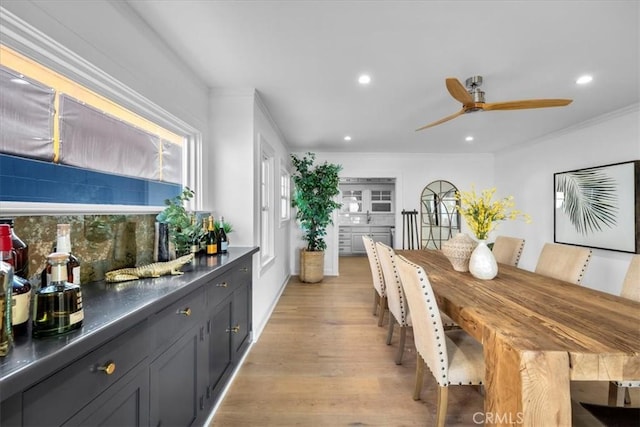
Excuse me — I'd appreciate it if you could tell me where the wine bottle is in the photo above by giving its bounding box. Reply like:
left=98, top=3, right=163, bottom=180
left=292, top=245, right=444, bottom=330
left=206, top=215, right=218, bottom=255
left=217, top=216, right=228, bottom=254
left=32, top=252, right=84, bottom=338
left=190, top=215, right=200, bottom=255
left=0, top=223, right=31, bottom=335
left=0, top=218, right=28, bottom=278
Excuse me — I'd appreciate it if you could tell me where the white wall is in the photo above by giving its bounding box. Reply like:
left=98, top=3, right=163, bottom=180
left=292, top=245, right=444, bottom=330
left=295, top=152, right=495, bottom=275
left=209, top=90, right=292, bottom=337
left=494, top=105, right=640, bottom=295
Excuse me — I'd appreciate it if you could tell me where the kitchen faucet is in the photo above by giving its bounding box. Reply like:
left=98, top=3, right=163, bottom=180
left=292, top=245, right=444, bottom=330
left=366, top=210, right=371, bottom=224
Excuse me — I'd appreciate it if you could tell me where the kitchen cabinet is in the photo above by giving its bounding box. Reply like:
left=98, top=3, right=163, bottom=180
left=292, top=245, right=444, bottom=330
left=0, top=247, right=258, bottom=427
left=340, top=180, right=395, bottom=215
left=342, top=226, right=393, bottom=255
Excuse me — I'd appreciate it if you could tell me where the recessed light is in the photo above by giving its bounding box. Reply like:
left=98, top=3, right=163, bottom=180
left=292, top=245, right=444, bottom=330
left=344, top=136, right=352, bottom=141
left=465, top=136, right=474, bottom=142
left=576, top=75, right=593, bottom=85
left=358, top=74, right=371, bottom=85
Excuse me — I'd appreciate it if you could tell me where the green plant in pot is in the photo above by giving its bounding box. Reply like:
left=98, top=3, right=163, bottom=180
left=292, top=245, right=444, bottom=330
left=291, top=152, right=342, bottom=283
left=156, top=187, right=205, bottom=258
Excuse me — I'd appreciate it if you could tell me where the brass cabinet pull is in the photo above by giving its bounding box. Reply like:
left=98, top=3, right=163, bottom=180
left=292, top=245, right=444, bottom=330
left=226, top=325, right=240, bottom=333
left=216, top=282, right=228, bottom=288
left=177, top=307, right=191, bottom=316
left=98, top=361, right=116, bottom=375
left=239, top=267, right=249, bottom=272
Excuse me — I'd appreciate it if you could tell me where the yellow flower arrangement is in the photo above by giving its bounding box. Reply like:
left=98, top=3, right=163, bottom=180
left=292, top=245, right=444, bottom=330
left=456, top=186, right=531, bottom=240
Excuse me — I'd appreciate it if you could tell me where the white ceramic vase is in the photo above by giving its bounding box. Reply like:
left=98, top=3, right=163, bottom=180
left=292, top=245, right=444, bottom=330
left=469, top=239, right=498, bottom=280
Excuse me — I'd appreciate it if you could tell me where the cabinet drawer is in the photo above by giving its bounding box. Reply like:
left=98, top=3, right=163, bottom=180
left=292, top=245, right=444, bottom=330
left=208, top=260, right=252, bottom=305
left=151, top=287, right=205, bottom=354
left=23, top=321, right=148, bottom=427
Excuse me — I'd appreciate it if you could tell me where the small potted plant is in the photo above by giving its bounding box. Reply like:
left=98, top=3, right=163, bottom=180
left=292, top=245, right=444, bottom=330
left=156, top=187, right=205, bottom=260
left=291, top=152, right=342, bottom=283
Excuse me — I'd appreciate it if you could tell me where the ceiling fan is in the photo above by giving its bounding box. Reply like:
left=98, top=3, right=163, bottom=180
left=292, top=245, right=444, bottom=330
left=416, top=76, right=573, bottom=131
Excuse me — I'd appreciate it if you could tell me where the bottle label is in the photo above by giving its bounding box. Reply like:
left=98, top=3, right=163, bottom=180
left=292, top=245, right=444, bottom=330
left=207, top=244, right=218, bottom=255
left=71, top=266, right=81, bottom=285
left=69, top=309, right=84, bottom=326
left=220, top=241, right=229, bottom=251
left=11, top=291, right=30, bottom=324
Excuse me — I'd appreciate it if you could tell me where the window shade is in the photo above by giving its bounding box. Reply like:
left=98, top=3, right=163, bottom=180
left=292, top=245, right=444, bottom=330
left=0, top=65, right=54, bottom=161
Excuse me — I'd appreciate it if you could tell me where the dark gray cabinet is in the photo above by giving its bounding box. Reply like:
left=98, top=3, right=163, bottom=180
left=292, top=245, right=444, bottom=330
left=0, top=248, right=257, bottom=427
left=205, top=257, right=253, bottom=410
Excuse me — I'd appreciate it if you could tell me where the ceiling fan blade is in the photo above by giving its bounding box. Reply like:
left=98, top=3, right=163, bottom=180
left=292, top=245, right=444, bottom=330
left=445, top=78, right=473, bottom=104
left=415, top=109, right=465, bottom=131
left=482, top=99, right=573, bottom=111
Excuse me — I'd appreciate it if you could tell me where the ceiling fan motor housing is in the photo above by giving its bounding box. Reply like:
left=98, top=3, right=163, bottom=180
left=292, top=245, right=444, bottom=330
left=465, top=75, right=485, bottom=104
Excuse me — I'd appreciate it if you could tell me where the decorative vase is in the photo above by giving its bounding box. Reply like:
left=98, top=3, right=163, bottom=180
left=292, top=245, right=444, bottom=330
left=441, top=233, right=478, bottom=272
left=469, top=239, right=498, bottom=280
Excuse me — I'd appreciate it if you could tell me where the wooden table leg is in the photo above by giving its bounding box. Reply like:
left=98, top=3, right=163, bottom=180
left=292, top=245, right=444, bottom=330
left=483, top=330, right=572, bottom=426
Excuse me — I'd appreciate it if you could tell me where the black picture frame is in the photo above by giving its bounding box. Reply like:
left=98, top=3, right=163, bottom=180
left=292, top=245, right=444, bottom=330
left=554, top=160, right=640, bottom=254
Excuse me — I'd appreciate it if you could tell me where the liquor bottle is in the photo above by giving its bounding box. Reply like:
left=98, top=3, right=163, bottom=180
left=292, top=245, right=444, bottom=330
left=217, top=216, right=228, bottom=254
left=32, top=252, right=84, bottom=338
left=42, top=224, right=81, bottom=286
left=0, top=223, right=31, bottom=335
left=0, top=261, right=13, bottom=356
left=206, top=215, right=218, bottom=255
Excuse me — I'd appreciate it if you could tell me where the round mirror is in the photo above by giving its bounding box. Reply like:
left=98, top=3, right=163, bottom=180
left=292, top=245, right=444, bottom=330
left=420, top=180, right=460, bottom=249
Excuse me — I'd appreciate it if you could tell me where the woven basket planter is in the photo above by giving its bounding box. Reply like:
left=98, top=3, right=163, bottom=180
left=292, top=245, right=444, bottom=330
left=300, top=249, right=324, bottom=283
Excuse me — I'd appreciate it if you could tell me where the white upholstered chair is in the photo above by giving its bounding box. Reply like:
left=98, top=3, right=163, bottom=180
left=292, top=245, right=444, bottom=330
left=375, top=241, right=411, bottom=364
left=608, top=255, right=640, bottom=406
left=362, top=235, right=387, bottom=326
left=534, top=243, right=592, bottom=284
left=491, top=236, right=525, bottom=267
left=396, top=254, right=484, bottom=427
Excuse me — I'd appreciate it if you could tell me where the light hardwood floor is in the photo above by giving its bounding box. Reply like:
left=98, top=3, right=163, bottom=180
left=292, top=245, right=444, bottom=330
left=210, top=256, right=635, bottom=426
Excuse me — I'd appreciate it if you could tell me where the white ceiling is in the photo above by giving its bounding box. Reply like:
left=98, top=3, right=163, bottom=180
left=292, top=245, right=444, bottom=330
left=126, top=1, right=639, bottom=154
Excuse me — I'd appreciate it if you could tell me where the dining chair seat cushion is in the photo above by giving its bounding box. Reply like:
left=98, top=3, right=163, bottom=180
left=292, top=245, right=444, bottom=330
left=443, top=329, right=485, bottom=386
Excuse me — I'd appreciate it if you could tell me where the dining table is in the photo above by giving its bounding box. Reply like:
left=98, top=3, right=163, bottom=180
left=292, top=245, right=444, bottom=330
left=398, top=249, right=640, bottom=427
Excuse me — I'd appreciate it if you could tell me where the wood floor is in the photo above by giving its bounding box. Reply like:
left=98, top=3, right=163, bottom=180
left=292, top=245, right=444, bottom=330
left=210, top=256, right=635, bottom=426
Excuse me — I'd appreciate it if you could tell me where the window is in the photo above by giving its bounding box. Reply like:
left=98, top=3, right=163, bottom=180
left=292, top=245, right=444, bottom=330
left=260, top=138, right=275, bottom=268
left=0, top=17, right=201, bottom=214
left=280, top=164, right=290, bottom=223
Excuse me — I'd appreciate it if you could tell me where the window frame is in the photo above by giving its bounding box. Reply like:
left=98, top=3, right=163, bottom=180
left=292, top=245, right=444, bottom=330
left=259, top=136, right=275, bottom=270
left=0, top=9, right=202, bottom=215
left=279, top=162, right=291, bottom=225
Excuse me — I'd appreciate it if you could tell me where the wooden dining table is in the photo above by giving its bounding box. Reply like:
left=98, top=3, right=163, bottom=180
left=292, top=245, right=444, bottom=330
left=398, top=249, right=640, bottom=427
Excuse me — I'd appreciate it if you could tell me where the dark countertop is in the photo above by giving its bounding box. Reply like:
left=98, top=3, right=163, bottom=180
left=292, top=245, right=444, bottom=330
left=0, top=246, right=259, bottom=400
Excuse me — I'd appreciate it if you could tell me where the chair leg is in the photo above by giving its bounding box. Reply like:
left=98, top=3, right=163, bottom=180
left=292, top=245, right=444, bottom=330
left=435, top=386, right=449, bottom=427
left=413, top=354, right=425, bottom=400
left=625, top=387, right=631, bottom=405
left=386, top=317, right=395, bottom=345
left=377, top=296, right=387, bottom=327
left=373, top=291, right=379, bottom=316
left=395, top=325, right=406, bottom=365
left=608, top=382, right=626, bottom=407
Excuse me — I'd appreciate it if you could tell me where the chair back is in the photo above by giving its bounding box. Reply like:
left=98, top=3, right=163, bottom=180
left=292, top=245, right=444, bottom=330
left=396, top=254, right=449, bottom=386
left=534, top=243, right=592, bottom=284
left=621, top=255, right=640, bottom=302
left=492, top=236, right=525, bottom=267
left=375, top=241, right=410, bottom=326
left=362, top=235, right=385, bottom=297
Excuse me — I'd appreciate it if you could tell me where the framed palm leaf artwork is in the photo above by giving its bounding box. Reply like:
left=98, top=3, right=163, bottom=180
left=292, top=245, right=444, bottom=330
left=554, top=160, right=639, bottom=254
